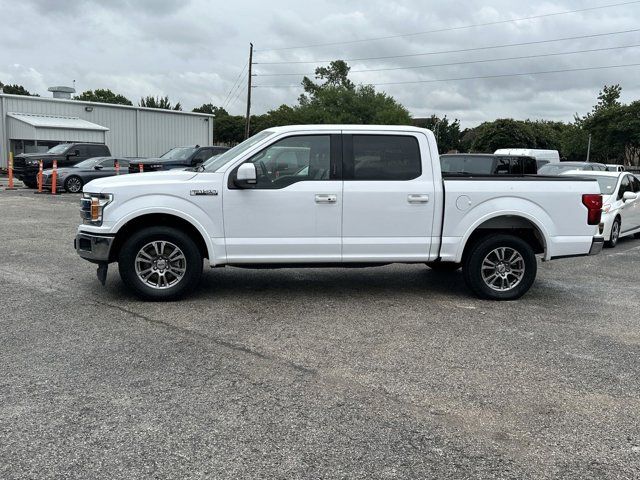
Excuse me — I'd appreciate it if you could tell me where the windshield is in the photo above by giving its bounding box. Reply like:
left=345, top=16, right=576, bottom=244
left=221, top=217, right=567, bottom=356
left=47, top=144, right=72, bottom=154
left=538, top=163, right=585, bottom=175
left=203, top=131, right=274, bottom=172
left=73, top=157, right=104, bottom=168
left=160, top=147, right=197, bottom=161
left=578, top=176, right=619, bottom=195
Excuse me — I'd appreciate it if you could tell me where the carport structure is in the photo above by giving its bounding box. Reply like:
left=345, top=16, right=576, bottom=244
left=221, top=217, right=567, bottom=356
left=6, top=112, right=109, bottom=153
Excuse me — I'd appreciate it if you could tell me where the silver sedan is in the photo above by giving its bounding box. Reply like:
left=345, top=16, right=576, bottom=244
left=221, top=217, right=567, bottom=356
left=42, top=157, right=131, bottom=193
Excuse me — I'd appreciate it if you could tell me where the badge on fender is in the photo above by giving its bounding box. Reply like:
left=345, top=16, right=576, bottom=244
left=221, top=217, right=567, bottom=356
left=190, top=189, right=218, bottom=196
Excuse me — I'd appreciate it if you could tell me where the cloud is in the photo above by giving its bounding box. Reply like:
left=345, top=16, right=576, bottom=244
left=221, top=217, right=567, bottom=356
left=1, top=0, right=639, bottom=126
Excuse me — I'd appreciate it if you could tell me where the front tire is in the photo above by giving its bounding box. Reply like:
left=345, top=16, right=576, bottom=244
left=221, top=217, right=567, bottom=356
left=118, top=227, right=203, bottom=301
left=64, top=175, right=84, bottom=193
left=605, top=217, right=620, bottom=248
left=463, top=234, right=537, bottom=300
left=22, top=179, right=37, bottom=189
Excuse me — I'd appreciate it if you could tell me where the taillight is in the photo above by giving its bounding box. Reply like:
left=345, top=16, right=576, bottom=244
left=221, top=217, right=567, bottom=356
left=582, top=194, right=603, bottom=225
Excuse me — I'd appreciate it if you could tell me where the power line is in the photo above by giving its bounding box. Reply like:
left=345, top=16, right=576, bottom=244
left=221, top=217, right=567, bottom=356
left=255, top=43, right=640, bottom=76
left=223, top=68, right=249, bottom=110
left=253, top=62, right=640, bottom=88
left=255, top=0, right=640, bottom=52
left=222, top=62, right=248, bottom=108
left=254, top=28, right=640, bottom=65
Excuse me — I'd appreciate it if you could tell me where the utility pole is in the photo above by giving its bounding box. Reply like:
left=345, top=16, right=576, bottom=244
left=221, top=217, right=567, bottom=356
left=586, top=134, right=592, bottom=162
left=244, top=43, right=253, bottom=139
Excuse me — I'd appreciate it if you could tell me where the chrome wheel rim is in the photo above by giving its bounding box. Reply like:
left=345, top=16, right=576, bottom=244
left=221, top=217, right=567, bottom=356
left=66, top=177, right=82, bottom=193
left=134, top=241, right=186, bottom=289
left=481, top=247, right=525, bottom=292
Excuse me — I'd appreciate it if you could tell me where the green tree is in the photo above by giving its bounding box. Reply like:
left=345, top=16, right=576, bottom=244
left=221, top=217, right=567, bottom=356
left=593, top=84, right=622, bottom=113
left=0, top=81, right=38, bottom=96
left=214, top=114, right=245, bottom=144
left=470, top=119, right=537, bottom=153
left=295, top=61, right=411, bottom=125
left=193, top=103, right=228, bottom=116
left=139, top=95, right=182, bottom=111
left=74, top=88, right=132, bottom=105
left=412, top=115, right=461, bottom=153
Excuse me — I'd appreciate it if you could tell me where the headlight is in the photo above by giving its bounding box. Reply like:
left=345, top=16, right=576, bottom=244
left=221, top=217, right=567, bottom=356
left=26, top=159, right=39, bottom=166
left=81, top=193, right=113, bottom=226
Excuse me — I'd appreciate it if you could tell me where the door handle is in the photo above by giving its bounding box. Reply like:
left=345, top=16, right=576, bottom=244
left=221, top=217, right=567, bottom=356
left=315, top=194, right=337, bottom=204
left=408, top=194, right=429, bottom=203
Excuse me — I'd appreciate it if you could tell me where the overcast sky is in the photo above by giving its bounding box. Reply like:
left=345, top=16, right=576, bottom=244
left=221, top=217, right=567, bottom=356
left=1, top=0, right=639, bottom=127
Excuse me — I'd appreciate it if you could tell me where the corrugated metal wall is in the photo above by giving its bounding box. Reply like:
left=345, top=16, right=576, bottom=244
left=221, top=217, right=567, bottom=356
left=0, top=94, right=213, bottom=168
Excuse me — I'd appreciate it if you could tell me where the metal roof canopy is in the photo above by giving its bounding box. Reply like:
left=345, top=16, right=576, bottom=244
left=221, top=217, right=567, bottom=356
left=7, top=112, right=109, bottom=142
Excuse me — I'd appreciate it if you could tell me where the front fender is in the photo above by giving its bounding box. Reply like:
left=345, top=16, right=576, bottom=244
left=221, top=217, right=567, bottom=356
left=106, top=194, right=223, bottom=262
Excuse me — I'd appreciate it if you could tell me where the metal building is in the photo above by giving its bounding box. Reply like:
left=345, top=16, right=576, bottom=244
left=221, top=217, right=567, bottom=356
left=0, top=92, right=214, bottom=168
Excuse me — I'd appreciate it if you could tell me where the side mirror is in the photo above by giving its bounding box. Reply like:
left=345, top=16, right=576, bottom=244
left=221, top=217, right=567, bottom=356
left=235, top=163, right=257, bottom=188
left=623, top=191, right=638, bottom=201
left=94, top=165, right=103, bottom=170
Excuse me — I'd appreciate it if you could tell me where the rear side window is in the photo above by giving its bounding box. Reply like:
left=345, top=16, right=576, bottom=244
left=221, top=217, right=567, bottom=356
left=88, top=144, right=108, bottom=156
left=348, top=135, right=421, bottom=181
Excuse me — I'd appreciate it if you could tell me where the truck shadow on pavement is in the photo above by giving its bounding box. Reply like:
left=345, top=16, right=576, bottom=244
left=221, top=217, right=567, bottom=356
left=195, top=266, right=469, bottom=301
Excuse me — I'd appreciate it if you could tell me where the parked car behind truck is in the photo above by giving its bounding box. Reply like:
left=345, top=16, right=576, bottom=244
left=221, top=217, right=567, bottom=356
left=130, top=145, right=230, bottom=173
left=42, top=157, right=131, bottom=193
left=13, top=143, right=111, bottom=188
left=562, top=171, right=640, bottom=247
left=440, top=153, right=537, bottom=176
left=76, top=125, right=604, bottom=301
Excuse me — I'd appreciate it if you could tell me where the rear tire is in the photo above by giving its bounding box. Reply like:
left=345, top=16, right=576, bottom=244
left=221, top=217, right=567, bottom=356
left=64, top=175, right=84, bottom=193
left=463, top=234, right=537, bottom=301
left=426, top=262, right=461, bottom=272
left=605, top=218, right=620, bottom=248
left=118, top=226, right=203, bottom=301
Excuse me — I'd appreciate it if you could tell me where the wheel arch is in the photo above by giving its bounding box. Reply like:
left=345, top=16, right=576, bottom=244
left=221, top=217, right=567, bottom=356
left=459, top=214, right=548, bottom=263
left=109, top=213, right=211, bottom=263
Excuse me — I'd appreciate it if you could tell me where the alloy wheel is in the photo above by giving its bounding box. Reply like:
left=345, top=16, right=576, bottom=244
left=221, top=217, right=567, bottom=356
left=481, top=247, right=525, bottom=292
left=134, top=241, right=187, bottom=289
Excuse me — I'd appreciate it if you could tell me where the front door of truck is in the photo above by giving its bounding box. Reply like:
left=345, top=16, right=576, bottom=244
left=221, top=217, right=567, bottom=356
left=341, top=132, right=436, bottom=262
left=223, top=133, right=342, bottom=263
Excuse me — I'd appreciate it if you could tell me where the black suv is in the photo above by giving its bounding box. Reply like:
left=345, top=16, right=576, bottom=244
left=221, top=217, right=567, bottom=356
left=13, top=142, right=111, bottom=188
left=129, top=145, right=230, bottom=173
left=440, top=153, right=538, bottom=176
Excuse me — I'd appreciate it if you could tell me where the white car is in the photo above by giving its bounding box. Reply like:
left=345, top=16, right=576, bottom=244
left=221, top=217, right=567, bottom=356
left=563, top=171, right=640, bottom=247
left=605, top=164, right=625, bottom=172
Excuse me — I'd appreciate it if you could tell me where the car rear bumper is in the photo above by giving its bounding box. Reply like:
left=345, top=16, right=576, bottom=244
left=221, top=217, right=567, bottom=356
left=75, top=232, right=114, bottom=264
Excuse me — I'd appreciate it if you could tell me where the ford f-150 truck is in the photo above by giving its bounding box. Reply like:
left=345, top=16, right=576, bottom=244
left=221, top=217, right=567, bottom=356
left=75, top=125, right=604, bottom=301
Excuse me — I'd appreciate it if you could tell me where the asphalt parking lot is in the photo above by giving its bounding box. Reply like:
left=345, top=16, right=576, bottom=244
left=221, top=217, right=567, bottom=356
left=1, top=184, right=640, bottom=479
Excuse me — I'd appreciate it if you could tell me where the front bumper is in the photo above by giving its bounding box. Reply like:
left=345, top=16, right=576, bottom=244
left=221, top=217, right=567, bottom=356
left=75, top=232, right=115, bottom=264
left=588, top=236, right=605, bottom=256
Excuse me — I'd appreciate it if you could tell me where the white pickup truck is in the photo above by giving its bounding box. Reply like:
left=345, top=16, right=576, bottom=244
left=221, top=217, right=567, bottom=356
left=75, top=125, right=604, bottom=301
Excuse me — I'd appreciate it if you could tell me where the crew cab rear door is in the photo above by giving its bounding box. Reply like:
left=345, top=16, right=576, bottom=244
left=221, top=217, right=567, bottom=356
left=223, top=132, right=343, bottom=262
left=341, top=132, right=436, bottom=261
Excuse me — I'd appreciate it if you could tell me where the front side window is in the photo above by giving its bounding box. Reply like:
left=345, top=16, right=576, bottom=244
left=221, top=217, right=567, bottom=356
left=349, top=135, right=421, bottom=181
left=240, top=135, right=331, bottom=189
left=630, top=175, right=640, bottom=193
left=618, top=176, right=632, bottom=200
left=99, top=158, right=116, bottom=168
